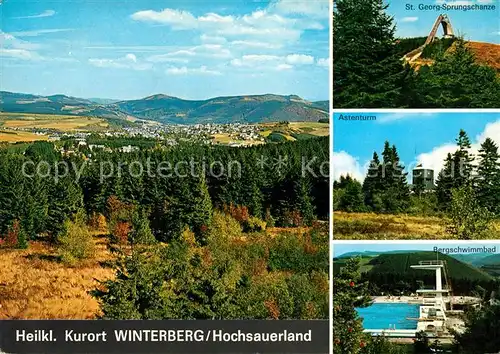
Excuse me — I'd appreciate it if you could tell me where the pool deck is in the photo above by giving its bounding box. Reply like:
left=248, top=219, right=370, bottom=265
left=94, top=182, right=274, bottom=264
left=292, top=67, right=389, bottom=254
left=371, top=295, right=480, bottom=305
left=363, top=329, right=417, bottom=337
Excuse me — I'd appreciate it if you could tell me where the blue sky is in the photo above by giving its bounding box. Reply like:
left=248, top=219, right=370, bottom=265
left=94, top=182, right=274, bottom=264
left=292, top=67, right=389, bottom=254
left=332, top=112, right=500, bottom=182
left=333, top=242, right=500, bottom=258
left=387, top=0, right=500, bottom=43
left=0, top=0, right=329, bottom=100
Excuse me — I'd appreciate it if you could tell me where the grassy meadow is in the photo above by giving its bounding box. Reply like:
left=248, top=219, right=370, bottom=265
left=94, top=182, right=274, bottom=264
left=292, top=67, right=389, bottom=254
left=0, top=233, right=114, bottom=319
left=210, top=121, right=329, bottom=145
left=0, top=225, right=322, bottom=319
left=0, top=130, right=48, bottom=143
left=333, top=212, right=500, bottom=240
left=0, top=113, right=108, bottom=142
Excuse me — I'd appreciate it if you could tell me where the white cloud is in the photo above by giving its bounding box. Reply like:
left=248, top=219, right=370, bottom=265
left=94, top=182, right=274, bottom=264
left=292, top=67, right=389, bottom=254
left=231, top=53, right=317, bottom=69
left=476, top=119, right=500, bottom=146
left=333, top=151, right=365, bottom=182
left=276, top=63, right=293, bottom=71
left=230, top=40, right=281, bottom=49
left=165, top=65, right=221, bottom=76
left=131, top=2, right=326, bottom=43
left=130, top=9, right=197, bottom=29
left=377, top=112, right=435, bottom=124
left=317, top=58, right=329, bottom=67
left=401, top=17, right=418, bottom=23
left=285, top=54, right=314, bottom=65
left=146, top=55, right=189, bottom=63
left=0, top=31, right=45, bottom=60
left=88, top=54, right=152, bottom=70
left=231, top=54, right=281, bottom=67
left=417, top=144, right=457, bottom=176
left=270, top=0, right=329, bottom=19
left=200, top=34, right=227, bottom=44
left=0, top=48, right=42, bottom=60
left=125, top=53, right=137, bottom=62
left=199, top=13, right=234, bottom=25
left=0, top=31, right=77, bottom=63
left=9, top=28, right=73, bottom=37
left=12, top=10, right=56, bottom=19
left=0, top=31, right=41, bottom=50
left=147, top=44, right=231, bottom=63
left=417, top=119, right=500, bottom=177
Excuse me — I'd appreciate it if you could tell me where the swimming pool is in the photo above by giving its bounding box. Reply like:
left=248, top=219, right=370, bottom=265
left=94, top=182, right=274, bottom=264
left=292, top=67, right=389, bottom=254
left=356, top=303, right=419, bottom=330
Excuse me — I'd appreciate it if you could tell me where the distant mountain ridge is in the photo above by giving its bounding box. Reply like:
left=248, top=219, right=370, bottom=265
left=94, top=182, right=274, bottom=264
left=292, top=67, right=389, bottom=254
left=334, top=251, right=495, bottom=284
left=0, top=91, right=329, bottom=124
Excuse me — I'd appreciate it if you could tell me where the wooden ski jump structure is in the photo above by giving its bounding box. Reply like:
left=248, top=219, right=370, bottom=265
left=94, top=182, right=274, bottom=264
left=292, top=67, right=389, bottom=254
left=403, top=14, right=455, bottom=63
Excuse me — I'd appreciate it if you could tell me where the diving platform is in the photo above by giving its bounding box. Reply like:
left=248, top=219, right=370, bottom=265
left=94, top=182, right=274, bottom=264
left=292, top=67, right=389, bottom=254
left=363, top=329, right=417, bottom=338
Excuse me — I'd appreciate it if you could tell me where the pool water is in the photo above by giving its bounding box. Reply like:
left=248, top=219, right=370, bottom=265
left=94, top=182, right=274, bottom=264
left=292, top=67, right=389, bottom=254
left=356, top=303, right=419, bottom=330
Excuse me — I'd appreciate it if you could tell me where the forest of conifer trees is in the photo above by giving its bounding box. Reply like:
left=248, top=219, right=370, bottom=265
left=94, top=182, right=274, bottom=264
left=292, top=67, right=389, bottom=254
left=0, top=137, right=329, bottom=320
left=333, top=0, right=500, bottom=108
left=333, top=128, right=500, bottom=239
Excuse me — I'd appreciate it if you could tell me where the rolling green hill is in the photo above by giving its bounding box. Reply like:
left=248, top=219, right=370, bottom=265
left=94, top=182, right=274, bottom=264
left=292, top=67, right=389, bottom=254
left=473, top=254, right=500, bottom=267
left=1, top=91, right=328, bottom=124
left=334, top=251, right=497, bottom=295
left=368, top=252, right=493, bottom=282
left=473, top=254, right=500, bottom=277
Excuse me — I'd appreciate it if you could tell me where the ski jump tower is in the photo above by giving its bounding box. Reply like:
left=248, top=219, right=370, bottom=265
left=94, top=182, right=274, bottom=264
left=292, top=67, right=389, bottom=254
left=411, top=260, right=451, bottom=322
left=403, top=14, right=455, bottom=63
left=425, top=14, right=455, bottom=45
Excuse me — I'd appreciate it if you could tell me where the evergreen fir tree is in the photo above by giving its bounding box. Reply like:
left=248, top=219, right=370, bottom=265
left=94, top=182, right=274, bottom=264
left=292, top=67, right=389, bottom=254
left=294, top=176, right=315, bottom=226
left=436, top=153, right=455, bottom=210
left=332, top=257, right=371, bottom=353
left=453, top=129, right=474, bottom=187
left=130, top=209, right=156, bottom=245
left=333, top=0, right=409, bottom=108
left=412, top=38, right=500, bottom=108
left=475, top=138, right=500, bottom=215
left=338, top=175, right=365, bottom=212
left=362, top=152, right=382, bottom=210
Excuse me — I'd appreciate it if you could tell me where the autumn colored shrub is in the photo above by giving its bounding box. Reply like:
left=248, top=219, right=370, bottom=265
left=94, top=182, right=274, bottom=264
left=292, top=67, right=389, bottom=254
left=89, top=212, right=108, bottom=232
left=243, top=216, right=267, bottom=233
left=207, top=211, right=242, bottom=243
left=2, top=219, right=28, bottom=249
left=107, top=196, right=136, bottom=226
left=223, top=203, right=249, bottom=223
left=264, top=208, right=276, bottom=227
left=58, top=220, right=95, bottom=264
left=282, top=210, right=303, bottom=227
left=112, top=221, right=131, bottom=244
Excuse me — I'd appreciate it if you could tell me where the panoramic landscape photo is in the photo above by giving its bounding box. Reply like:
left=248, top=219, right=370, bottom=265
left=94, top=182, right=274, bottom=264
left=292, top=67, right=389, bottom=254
left=332, top=241, right=500, bottom=353
left=333, top=112, right=500, bottom=240
left=333, top=0, right=500, bottom=108
left=0, top=0, right=330, bottom=320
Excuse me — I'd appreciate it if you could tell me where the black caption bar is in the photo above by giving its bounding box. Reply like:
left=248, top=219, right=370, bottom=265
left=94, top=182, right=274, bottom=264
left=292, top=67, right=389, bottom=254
left=0, top=320, right=329, bottom=353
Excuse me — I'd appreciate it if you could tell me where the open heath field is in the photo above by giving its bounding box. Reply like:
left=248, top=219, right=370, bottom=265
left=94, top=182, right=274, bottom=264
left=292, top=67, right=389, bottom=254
left=0, top=234, right=114, bottom=319
left=288, top=122, right=330, bottom=136
left=333, top=212, right=500, bottom=240
left=0, top=226, right=317, bottom=319
left=0, top=131, right=48, bottom=143
left=0, top=112, right=107, bottom=130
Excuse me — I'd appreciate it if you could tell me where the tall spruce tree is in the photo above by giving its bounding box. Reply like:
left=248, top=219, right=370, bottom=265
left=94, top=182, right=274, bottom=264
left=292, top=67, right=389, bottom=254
left=332, top=257, right=371, bottom=353
left=362, top=152, right=382, bottom=210
left=333, top=0, right=409, bottom=108
left=475, top=138, right=500, bottom=215
left=453, top=129, right=474, bottom=187
left=436, top=153, right=455, bottom=209
left=377, top=142, right=410, bottom=212
left=341, top=177, right=365, bottom=212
